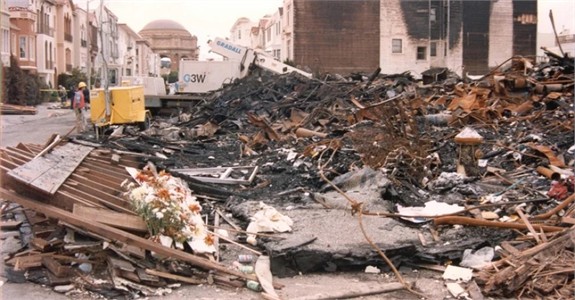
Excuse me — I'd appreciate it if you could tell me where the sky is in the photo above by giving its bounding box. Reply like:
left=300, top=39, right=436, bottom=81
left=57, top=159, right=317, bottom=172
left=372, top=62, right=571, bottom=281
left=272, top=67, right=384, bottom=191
left=77, top=0, right=283, bottom=60
left=76, top=0, right=574, bottom=60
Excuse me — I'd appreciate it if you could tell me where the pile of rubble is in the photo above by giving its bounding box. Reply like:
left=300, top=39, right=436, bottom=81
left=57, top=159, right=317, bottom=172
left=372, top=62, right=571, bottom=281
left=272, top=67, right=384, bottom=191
left=1, top=50, right=573, bottom=299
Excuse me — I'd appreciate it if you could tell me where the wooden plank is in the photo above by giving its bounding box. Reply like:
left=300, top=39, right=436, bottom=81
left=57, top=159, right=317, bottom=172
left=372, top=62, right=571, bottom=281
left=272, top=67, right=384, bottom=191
left=145, top=269, right=205, bottom=285
left=82, top=158, right=132, bottom=181
left=76, top=163, right=125, bottom=186
left=169, top=166, right=259, bottom=184
left=13, top=255, right=44, bottom=270
left=8, top=143, right=93, bottom=194
left=73, top=204, right=148, bottom=232
left=30, top=237, right=50, bottom=251
left=108, top=256, right=136, bottom=272
left=118, top=243, right=146, bottom=260
left=66, top=178, right=132, bottom=209
left=137, top=268, right=160, bottom=283
left=15, top=143, right=34, bottom=155
left=73, top=168, right=124, bottom=190
left=63, top=184, right=133, bottom=215
left=0, top=220, right=22, bottom=229
left=42, top=256, right=71, bottom=277
left=46, top=272, right=72, bottom=286
left=0, top=187, right=270, bottom=286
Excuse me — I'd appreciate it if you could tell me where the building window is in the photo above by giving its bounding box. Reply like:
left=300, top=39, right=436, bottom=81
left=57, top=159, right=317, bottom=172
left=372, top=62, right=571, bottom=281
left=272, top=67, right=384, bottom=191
left=430, top=42, right=437, bottom=57
left=238, top=30, right=241, bottom=39
left=2, top=30, right=9, bottom=53
left=430, top=8, right=436, bottom=23
left=392, top=39, right=402, bottom=53
left=19, top=36, right=27, bottom=58
left=267, top=28, right=271, bottom=42
left=417, top=46, right=427, bottom=60
left=109, top=69, right=117, bottom=85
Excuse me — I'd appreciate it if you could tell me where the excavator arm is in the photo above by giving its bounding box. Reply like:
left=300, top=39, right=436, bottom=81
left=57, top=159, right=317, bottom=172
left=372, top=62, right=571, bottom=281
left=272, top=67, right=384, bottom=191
left=208, top=38, right=312, bottom=78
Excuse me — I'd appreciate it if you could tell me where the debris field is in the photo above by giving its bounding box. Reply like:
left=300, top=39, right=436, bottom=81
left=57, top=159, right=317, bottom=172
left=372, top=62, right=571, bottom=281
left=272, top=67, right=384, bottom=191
left=1, top=49, right=574, bottom=299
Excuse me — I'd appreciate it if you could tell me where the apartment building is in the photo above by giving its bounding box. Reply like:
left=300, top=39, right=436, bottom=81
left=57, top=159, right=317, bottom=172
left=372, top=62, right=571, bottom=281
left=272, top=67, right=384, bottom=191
left=380, top=0, right=537, bottom=76
left=34, top=0, right=56, bottom=86
left=73, top=6, right=89, bottom=74
left=229, top=17, right=255, bottom=49
left=1, top=0, right=11, bottom=67
left=7, top=0, right=37, bottom=73
left=54, top=0, right=75, bottom=76
left=135, top=38, right=159, bottom=77
left=92, top=4, right=120, bottom=86
left=264, top=8, right=282, bottom=60
left=275, top=0, right=537, bottom=76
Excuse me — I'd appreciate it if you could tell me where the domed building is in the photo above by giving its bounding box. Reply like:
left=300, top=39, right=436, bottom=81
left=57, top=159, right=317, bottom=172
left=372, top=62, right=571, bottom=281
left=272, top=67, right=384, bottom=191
left=139, top=19, right=199, bottom=73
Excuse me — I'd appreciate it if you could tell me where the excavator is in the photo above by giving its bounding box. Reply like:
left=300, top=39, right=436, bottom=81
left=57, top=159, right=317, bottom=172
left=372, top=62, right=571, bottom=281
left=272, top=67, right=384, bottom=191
left=134, top=38, right=313, bottom=109
left=90, top=38, right=312, bottom=135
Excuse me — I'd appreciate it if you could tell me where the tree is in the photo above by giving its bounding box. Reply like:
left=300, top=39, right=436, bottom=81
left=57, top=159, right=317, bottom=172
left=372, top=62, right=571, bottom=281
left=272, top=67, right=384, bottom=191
left=58, top=67, right=88, bottom=91
left=3, top=55, right=26, bottom=105
left=168, top=71, right=178, bottom=83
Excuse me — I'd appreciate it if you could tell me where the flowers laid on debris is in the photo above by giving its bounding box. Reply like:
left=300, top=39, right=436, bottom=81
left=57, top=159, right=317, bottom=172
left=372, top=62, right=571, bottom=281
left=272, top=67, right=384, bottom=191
left=122, top=162, right=215, bottom=254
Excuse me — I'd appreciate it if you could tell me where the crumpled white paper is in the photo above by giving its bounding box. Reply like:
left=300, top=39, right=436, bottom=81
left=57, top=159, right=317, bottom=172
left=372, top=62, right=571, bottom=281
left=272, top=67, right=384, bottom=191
left=397, top=200, right=464, bottom=223
left=246, top=202, right=293, bottom=245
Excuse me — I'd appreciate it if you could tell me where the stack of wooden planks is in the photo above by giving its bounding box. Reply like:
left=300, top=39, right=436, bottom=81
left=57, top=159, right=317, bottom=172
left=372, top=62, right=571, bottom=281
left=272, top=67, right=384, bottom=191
left=0, top=141, right=270, bottom=297
left=0, top=103, right=38, bottom=115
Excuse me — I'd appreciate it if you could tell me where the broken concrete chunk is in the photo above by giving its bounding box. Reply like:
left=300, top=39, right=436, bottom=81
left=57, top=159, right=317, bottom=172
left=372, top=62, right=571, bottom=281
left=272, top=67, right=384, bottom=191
left=364, top=265, right=381, bottom=274
left=442, top=265, right=473, bottom=282
left=445, top=282, right=470, bottom=299
left=53, top=284, right=75, bottom=293
left=426, top=172, right=466, bottom=191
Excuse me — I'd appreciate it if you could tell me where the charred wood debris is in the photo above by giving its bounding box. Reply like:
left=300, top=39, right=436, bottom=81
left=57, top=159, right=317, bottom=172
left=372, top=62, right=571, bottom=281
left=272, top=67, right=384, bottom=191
left=1, top=50, right=574, bottom=299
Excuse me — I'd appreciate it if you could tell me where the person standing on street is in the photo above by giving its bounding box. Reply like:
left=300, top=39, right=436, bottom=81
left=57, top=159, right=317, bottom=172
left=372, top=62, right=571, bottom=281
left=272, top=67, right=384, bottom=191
left=73, top=82, right=87, bottom=133
left=58, top=85, right=67, bottom=106
left=67, top=84, right=76, bottom=108
left=82, top=81, right=90, bottom=109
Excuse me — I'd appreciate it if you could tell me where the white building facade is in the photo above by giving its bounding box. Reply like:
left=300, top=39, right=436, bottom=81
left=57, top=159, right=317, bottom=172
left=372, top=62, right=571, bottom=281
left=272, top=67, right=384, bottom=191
left=34, top=0, right=56, bottom=86
left=1, top=0, right=11, bottom=67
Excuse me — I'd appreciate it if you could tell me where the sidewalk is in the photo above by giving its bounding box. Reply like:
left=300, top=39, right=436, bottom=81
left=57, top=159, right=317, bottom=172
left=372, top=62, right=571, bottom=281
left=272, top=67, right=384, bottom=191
left=0, top=102, right=77, bottom=147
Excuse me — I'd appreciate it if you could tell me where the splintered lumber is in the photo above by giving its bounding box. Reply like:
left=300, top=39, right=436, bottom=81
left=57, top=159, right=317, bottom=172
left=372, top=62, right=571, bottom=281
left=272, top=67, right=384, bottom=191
left=477, top=227, right=574, bottom=297
left=108, top=256, right=136, bottom=272
left=7, top=143, right=93, bottom=194
left=433, top=216, right=564, bottom=232
left=145, top=269, right=206, bottom=285
left=11, top=254, right=46, bottom=270
left=0, top=187, right=276, bottom=287
left=0, top=220, right=22, bottom=229
left=42, top=256, right=72, bottom=277
left=73, top=204, right=147, bottom=232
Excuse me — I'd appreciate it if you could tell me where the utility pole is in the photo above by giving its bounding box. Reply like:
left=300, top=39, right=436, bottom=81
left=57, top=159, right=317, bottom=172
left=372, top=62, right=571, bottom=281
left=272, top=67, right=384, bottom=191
left=86, top=0, right=91, bottom=88
left=97, top=0, right=110, bottom=117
